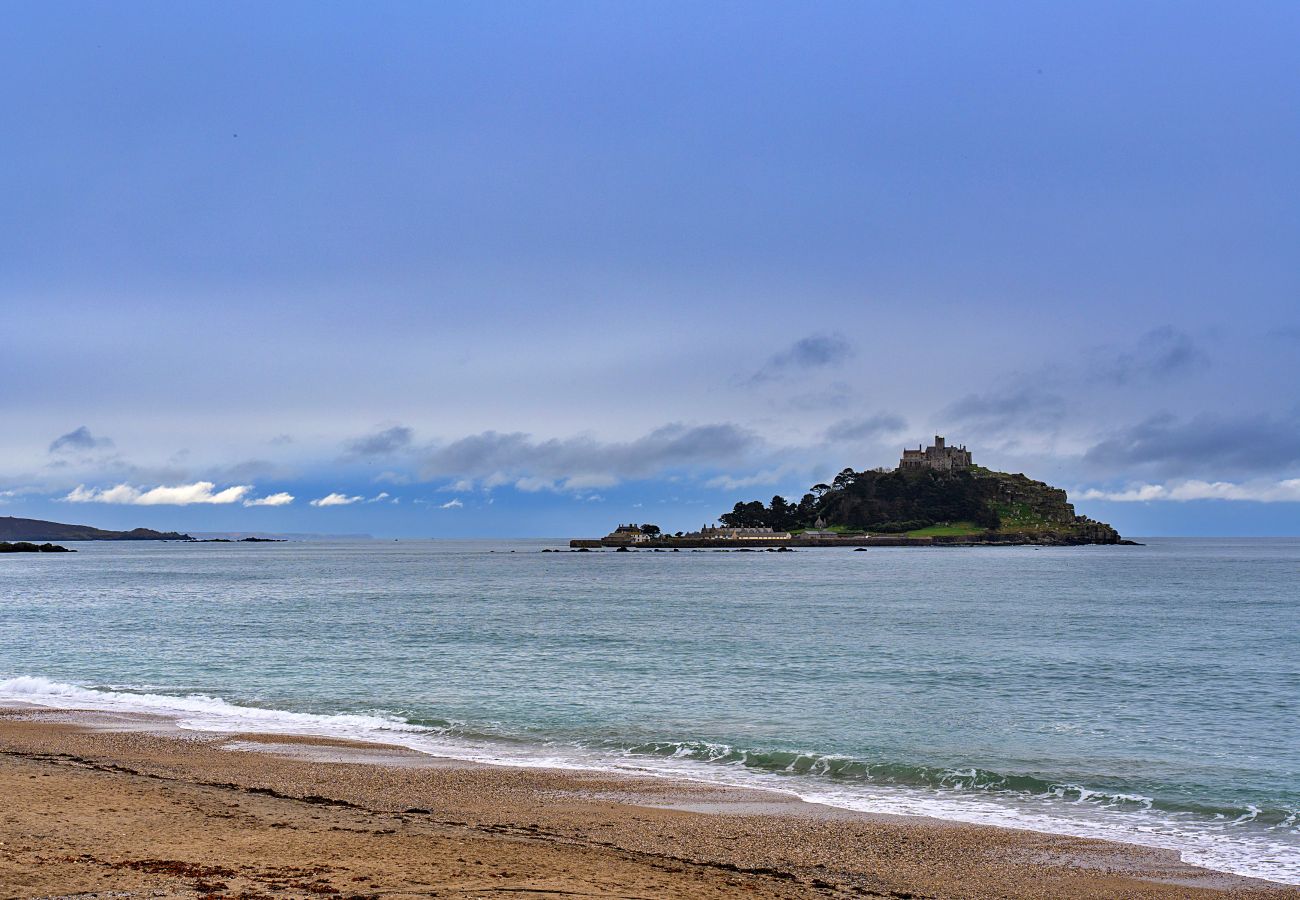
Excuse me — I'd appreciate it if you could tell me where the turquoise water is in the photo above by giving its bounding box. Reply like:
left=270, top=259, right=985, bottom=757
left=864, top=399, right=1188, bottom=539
left=1, top=538, right=1297, bottom=882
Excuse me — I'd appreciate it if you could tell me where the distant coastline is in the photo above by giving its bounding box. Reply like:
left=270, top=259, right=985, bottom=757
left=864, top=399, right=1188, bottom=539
left=0, top=516, right=190, bottom=542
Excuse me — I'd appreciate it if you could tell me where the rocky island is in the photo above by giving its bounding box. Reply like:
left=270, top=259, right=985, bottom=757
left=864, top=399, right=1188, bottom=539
left=573, top=437, right=1131, bottom=548
left=0, top=541, right=75, bottom=552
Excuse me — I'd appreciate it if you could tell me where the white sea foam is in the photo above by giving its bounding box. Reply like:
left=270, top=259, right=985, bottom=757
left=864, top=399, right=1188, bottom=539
left=0, top=675, right=425, bottom=737
left=2, top=676, right=1297, bottom=885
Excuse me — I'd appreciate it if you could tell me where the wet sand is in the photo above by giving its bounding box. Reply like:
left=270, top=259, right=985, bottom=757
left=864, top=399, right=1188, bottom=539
left=1, top=707, right=1295, bottom=899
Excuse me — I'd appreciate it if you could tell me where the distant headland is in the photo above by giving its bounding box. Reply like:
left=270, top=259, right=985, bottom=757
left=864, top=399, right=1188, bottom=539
left=0, top=516, right=192, bottom=542
left=572, top=436, right=1133, bottom=549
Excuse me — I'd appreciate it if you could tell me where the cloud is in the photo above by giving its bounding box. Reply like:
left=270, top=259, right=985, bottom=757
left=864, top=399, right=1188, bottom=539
left=823, top=413, right=907, bottom=443
left=243, top=492, right=295, bottom=507
left=64, top=481, right=251, bottom=505
left=704, top=467, right=797, bottom=490
left=1096, top=327, right=1209, bottom=385
left=310, top=492, right=364, bottom=507
left=1080, top=479, right=1300, bottom=502
left=0, top=490, right=14, bottom=504
left=943, top=387, right=1066, bottom=431
left=1083, top=413, right=1300, bottom=477
left=750, top=334, right=853, bottom=383
left=214, top=459, right=289, bottom=481
left=366, top=492, right=391, bottom=503
left=344, top=426, right=414, bottom=458
left=49, top=426, right=113, bottom=454
left=783, top=381, right=856, bottom=411
left=440, top=498, right=463, bottom=509
left=419, top=423, right=761, bottom=486
left=560, top=473, right=620, bottom=490
left=509, top=474, right=622, bottom=494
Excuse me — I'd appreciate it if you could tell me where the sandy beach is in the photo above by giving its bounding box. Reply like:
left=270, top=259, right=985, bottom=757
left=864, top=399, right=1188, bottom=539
left=1, top=707, right=1295, bottom=899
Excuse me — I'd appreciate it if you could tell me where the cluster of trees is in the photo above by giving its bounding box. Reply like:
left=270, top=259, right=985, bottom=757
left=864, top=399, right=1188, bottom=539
left=718, top=468, right=1000, bottom=533
left=718, top=496, right=817, bottom=531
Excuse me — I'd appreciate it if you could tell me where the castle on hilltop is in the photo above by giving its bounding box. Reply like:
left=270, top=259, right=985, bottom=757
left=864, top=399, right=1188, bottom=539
left=899, top=436, right=972, bottom=472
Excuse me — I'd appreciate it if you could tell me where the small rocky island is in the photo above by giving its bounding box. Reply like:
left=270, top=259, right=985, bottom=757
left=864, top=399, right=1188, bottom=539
left=573, top=437, right=1132, bottom=549
left=0, top=541, right=75, bottom=553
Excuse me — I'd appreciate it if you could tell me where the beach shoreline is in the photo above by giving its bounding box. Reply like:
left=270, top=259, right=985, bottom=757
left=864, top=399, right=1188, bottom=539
left=2, top=706, right=1294, bottom=899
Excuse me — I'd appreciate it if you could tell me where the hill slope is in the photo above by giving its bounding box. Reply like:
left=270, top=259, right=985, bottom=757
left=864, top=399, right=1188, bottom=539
left=719, top=466, right=1122, bottom=544
left=0, top=516, right=192, bottom=542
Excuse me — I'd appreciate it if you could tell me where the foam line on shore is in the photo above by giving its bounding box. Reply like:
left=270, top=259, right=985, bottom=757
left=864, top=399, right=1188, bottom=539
left=2, top=675, right=1296, bottom=886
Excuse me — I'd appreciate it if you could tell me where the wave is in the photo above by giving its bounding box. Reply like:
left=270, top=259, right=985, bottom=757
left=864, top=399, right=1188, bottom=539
left=602, top=739, right=1298, bottom=827
left=0, top=675, right=433, bottom=736
left=2, top=675, right=1297, bottom=884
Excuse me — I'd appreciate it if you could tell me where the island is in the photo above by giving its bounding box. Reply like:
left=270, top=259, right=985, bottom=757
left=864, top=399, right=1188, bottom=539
left=0, top=516, right=192, bottom=542
left=572, top=436, right=1133, bottom=549
left=0, top=541, right=75, bottom=553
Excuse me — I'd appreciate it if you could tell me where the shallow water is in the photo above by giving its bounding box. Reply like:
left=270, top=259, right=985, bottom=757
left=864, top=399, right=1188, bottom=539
left=1, top=538, right=1296, bottom=882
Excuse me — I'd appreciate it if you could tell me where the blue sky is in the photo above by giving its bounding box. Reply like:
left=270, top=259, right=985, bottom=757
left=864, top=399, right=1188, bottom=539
left=2, top=1, right=1298, bottom=537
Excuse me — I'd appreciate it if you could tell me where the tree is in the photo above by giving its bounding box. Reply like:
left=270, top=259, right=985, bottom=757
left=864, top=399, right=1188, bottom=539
left=641, top=524, right=662, bottom=536
left=797, top=492, right=818, bottom=523
left=719, top=500, right=769, bottom=528
left=768, top=495, right=796, bottom=531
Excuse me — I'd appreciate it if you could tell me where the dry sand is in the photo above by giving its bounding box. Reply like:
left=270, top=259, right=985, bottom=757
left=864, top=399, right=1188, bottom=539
left=1, top=707, right=1295, bottom=899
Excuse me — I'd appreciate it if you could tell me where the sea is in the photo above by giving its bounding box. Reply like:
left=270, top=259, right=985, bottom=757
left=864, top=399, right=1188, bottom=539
left=1, top=538, right=1296, bottom=883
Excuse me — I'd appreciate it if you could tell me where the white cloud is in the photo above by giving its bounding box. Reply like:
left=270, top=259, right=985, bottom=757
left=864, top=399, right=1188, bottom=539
left=440, top=498, right=463, bottom=509
left=243, top=492, right=295, bottom=507
left=366, top=492, right=390, bottom=503
left=63, top=481, right=251, bottom=505
left=1080, top=479, right=1300, bottom=502
left=514, top=476, right=556, bottom=492
left=310, top=492, right=364, bottom=507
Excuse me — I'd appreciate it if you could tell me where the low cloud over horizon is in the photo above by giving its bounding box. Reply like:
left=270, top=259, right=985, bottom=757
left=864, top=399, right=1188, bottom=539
left=1080, top=479, right=1300, bottom=503
left=63, top=481, right=251, bottom=506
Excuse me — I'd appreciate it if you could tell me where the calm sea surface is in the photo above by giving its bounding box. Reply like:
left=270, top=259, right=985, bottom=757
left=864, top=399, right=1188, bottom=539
left=1, top=538, right=1297, bottom=882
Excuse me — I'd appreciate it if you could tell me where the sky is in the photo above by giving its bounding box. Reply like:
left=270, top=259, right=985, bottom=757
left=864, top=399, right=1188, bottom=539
left=2, top=1, right=1298, bottom=538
